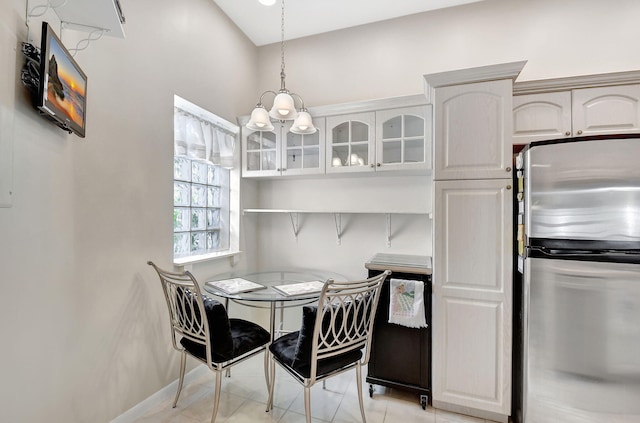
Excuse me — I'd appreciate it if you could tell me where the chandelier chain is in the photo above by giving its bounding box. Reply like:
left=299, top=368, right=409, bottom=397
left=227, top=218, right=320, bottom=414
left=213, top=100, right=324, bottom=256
left=246, top=0, right=316, bottom=134
left=280, top=0, right=286, bottom=91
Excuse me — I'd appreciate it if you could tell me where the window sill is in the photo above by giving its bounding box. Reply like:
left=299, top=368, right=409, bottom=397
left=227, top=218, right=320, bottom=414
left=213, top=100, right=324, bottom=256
left=174, top=250, right=242, bottom=266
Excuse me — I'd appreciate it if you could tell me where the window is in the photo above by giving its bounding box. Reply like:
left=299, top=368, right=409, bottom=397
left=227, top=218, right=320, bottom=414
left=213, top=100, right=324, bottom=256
left=173, top=157, right=230, bottom=257
left=173, top=96, right=239, bottom=264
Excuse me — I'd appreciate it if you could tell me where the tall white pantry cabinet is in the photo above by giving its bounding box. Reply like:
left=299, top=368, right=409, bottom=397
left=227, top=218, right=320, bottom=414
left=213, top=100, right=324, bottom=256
left=425, top=62, right=525, bottom=423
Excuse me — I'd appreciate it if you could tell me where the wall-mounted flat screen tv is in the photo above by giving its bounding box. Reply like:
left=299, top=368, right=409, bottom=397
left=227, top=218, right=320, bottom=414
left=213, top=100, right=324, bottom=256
left=37, top=22, right=87, bottom=138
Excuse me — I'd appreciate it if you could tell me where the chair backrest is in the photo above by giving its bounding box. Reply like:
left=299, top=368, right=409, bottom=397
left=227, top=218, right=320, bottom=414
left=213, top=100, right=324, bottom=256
left=148, top=261, right=214, bottom=367
left=309, top=270, right=390, bottom=379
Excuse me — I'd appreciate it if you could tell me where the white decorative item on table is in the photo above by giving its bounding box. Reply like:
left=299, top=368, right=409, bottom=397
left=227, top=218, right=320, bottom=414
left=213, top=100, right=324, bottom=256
left=206, top=278, right=266, bottom=295
left=272, top=280, right=325, bottom=296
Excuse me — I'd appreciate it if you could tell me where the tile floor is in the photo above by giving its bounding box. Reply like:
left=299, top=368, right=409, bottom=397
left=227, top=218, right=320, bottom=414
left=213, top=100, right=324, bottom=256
left=117, top=354, right=497, bottom=423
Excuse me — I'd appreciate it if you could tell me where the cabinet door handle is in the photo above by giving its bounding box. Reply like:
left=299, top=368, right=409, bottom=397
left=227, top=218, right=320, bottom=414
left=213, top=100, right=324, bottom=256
left=577, top=130, right=583, bottom=135
left=506, top=185, right=512, bottom=190
left=506, top=167, right=512, bottom=172
left=565, top=131, right=571, bottom=136
left=377, top=163, right=381, bottom=167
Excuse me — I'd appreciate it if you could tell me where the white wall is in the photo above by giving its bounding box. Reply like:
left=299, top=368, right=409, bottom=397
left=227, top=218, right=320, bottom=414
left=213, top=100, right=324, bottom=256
left=253, top=175, right=432, bottom=278
left=2, top=0, right=640, bottom=421
left=0, top=0, right=257, bottom=421
left=257, top=0, right=640, bottom=106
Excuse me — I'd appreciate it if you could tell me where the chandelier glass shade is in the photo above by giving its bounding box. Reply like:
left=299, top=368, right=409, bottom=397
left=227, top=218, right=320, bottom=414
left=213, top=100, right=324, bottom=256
left=246, top=105, right=274, bottom=132
left=269, top=92, right=298, bottom=120
left=290, top=110, right=315, bottom=134
left=246, top=0, right=316, bottom=135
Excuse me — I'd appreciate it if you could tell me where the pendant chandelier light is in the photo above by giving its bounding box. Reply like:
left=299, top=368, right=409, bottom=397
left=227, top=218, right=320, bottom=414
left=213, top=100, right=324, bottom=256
left=246, top=0, right=316, bottom=135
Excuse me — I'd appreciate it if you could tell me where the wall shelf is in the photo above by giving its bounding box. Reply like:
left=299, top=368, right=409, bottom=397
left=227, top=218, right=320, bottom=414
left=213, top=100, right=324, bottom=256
left=57, top=0, right=125, bottom=38
left=28, top=0, right=125, bottom=39
left=242, top=209, right=432, bottom=246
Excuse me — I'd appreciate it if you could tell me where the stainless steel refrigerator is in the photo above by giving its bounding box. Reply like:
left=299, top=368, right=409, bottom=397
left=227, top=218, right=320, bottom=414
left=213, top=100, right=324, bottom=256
left=517, top=135, right=640, bottom=423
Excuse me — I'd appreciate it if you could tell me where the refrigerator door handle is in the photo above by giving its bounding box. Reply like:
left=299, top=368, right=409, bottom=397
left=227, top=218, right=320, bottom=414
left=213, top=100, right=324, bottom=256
left=527, top=246, right=640, bottom=264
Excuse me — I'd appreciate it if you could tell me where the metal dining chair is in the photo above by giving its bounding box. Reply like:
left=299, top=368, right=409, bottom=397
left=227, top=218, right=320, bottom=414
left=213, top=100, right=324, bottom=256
left=266, top=270, right=390, bottom=423
left=148, top=261, right=270, bottom=423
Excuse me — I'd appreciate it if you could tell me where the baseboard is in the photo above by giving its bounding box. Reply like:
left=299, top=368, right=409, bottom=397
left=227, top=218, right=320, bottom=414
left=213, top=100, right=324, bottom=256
left=433, top=400, right=509, bottom=423
left=110, top=364, right=209, bottom=423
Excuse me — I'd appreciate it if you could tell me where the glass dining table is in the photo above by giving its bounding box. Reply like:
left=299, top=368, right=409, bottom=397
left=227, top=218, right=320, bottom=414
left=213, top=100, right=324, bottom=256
left=203, top=269, right=347, bottom=342
left=204, top=269, right=347, bottom=398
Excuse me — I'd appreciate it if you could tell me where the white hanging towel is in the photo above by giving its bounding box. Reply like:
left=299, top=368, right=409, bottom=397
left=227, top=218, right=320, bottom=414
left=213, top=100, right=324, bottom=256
left=388, top=278, right=428, bottom=328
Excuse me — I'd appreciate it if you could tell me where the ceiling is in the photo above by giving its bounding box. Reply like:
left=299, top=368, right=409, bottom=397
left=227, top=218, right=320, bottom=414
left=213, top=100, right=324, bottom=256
left=213, top=0, right=486, bottom=46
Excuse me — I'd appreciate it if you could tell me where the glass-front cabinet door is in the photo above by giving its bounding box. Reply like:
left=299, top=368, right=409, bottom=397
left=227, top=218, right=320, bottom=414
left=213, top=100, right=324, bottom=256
left=281, top=117, right=325, bottom=176
left=326, top=112, right=375, bottom=174
left=375, top=105, right=431, bottom=171
left=242, top=119, right=325, bottom=177
left=242, top=126, right=280, bottom=177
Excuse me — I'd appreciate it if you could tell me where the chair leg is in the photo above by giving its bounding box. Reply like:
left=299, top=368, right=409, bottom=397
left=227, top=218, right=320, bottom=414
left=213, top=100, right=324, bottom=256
left=263, top=349, right=270, bottom=393
left=210, top=370, right=223, bottom=423
left=172, top=351, right=187, bottom=408
left=266, top=355, right=276, bottom=411
left=356, top=362, right=367, bottom=423
left=304, top=386, right=312, bottom=423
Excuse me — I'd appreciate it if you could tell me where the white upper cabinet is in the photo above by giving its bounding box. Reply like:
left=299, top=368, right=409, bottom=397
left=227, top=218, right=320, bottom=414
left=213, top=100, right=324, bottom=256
left=241, top=95, right=431, bottom=178
left=513, top=91, right=572, bottom=144
left=282, top=118, right=325, bottom=176
left=325, top=112, right=376, bottom=174
left=242, top=126, right=280, bottom=177
left=242, top=119, right=326, bottom=178
left=433, top=79, right=514, bottom=181
left=573, top=84, right=640, bottom=136
left=513, top=84, right=640, bottom=144
left=326, top=106, right=432, bottom=174
left=375, top=105, right=431, bottom=172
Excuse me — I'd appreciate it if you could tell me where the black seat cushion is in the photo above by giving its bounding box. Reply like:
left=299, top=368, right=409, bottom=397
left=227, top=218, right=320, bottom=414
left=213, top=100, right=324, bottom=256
left=269, top=306, right=363, bottom=379
left=178, top=291, right=269, bottom=363
left=228, top=318, right=270, bottom=358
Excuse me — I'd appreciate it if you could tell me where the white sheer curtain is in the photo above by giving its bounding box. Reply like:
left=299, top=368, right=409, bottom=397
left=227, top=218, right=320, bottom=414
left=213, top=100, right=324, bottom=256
left=173, top=108, right=236, bottom=168
left=214, top=125, right=236, bottom=168
left=173, top=111, right=188, bottom=156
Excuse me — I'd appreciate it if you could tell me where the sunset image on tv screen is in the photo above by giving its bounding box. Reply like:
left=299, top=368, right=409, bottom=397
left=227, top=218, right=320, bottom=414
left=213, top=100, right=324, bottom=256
left=46, top=36, right=86, bottom=128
